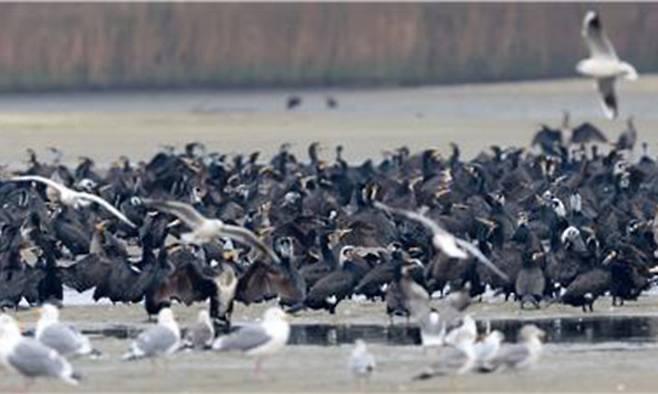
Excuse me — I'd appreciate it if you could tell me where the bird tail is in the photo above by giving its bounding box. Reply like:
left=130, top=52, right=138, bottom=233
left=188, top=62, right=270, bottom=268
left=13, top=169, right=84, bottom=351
left=211, top=337, right=225, bottom=351
left=61, top=364, right=82, bottom=386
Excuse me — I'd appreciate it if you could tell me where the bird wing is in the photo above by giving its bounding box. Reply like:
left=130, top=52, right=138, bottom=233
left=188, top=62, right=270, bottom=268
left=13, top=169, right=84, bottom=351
left=454, top=238, right=509, bottom=281
left=374, top=201, right=467, bottom=258
left=214, top=324, right=272, bottom=352
left=8, top=339, right=69, bottom=378
left=10, top=175, right=68, bottom=194
left=141, top=199, right=208, bottom=229
left=185, top=322, right=214, bottom=347
left=135, top=325, right=179, bottom=355
left=76, top=192, right=137, bottom=228
left=38, top=324, right=85, bottom=355
left=596, top=77, right=617, bottom=120
left=582, top=11, right=618, bottom=60
left=491, top=344, right=529, bottom=368
left=220, top=223, right=280, bottom=264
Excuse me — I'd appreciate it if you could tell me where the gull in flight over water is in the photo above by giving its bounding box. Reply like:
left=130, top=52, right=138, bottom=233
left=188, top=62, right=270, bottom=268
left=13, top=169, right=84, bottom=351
left=142, top=199, right=280, bottom=264
left=576, top=10, right=638, bottom=119
left=10, top=175, right=137, bottom=228
left=374, top=201, right=509, bottom=281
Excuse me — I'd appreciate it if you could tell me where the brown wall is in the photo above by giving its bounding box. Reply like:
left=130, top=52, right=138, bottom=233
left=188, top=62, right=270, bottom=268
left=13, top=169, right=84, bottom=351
left=0, top=3, right=656, bottom=91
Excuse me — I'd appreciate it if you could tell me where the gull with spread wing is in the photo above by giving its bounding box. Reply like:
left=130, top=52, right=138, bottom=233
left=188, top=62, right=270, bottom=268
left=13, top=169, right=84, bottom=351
left=576, top=10, right=638, bottom=119
left=142, top=199, right=280, bottom=264
left=11, top=175, right=136, bottom=228
left=374, top=201, right=508, bottom=281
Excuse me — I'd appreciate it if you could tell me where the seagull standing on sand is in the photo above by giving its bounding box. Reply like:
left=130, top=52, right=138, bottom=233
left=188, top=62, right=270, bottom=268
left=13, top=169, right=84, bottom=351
left=487, top=325, right=545, bottom=371
left=212, top=307, right=290, bottom=374
left=142, top=199, right=280, bottom=263
left=349, top=339, right=376, bottom=380
left=122, top=308, right=180, bottom=361
left=0, top=314, right=81, bottom=387
left=183, top=310, right=215, bottom=349
left=36, top=304, right=101, bottom=358
left=473, top=330, right=504, bottom=371
left=576, top=10, right=638, bottom=119
left=414, top=330, right=476, bottom=380
left=374, top=202, right=509, bottom=281
left=10, top=175, right=136, bottom=228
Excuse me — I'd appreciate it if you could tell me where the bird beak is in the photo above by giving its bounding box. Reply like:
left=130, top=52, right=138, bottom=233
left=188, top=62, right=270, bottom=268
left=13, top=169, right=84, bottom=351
left=167, top=219, right=181, bottom=228
left=222, top=250, right=239, bottom=262
left=335, top=229, right=352, bottom=240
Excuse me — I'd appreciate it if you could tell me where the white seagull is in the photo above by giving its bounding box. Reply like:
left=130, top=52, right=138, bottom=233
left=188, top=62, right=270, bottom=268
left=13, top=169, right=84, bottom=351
left=473, top=330, right=504, bottom=370
left=142, top=199, right=280, bottom=264
left=414, top=330, right=476, bottom=379
left=36, top=304, right=101, bottom=358
left=0, top=314, right=81, bottom=387
left=576, top=10, right=638, bottom=119
left=374, top=202, right=508, bottom=281
left=212, top=307, right=290, bottom=375
left=122, top=308, right=181, bottom=361
left=10, top=175, right=136, bottom=228
left=488, top=325, right=545, bottom=371
left=183, top=310, right=215, bottom=349
left=349, top=339, right=376, bottom=380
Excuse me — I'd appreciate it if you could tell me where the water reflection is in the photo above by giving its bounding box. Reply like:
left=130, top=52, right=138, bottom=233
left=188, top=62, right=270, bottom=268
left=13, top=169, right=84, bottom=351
left=75, top=315, right=658, bottom=346
left=288, top=316, right=658, bottom=346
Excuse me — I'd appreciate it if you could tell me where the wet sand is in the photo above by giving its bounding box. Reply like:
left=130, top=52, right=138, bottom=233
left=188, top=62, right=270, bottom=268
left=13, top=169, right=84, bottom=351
left=0, top=76, right=657, bottom=167
left=3, top=297, right=658, bottom=392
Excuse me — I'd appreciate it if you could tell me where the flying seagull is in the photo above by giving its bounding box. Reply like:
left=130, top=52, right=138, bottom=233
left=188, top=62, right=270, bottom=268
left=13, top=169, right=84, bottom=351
left=36, top=304, right=102, bottom=358
left=122, top=308, right=180, bottom=361
left=0, top=314, right=81, bottom=387
left=10, top=175, right=136, bottom=228
left=576, top=10, right=638, bottom=119
left=212, top=307, right=290, bottom=375
left=142, top=199, right=280, bottom=264
left=374, top=202, right=509, bottom=281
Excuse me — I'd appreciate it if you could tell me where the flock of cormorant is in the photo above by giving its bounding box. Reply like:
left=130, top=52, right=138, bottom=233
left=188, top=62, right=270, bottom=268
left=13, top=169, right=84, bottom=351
left=0, top=114, right=655, bottom=326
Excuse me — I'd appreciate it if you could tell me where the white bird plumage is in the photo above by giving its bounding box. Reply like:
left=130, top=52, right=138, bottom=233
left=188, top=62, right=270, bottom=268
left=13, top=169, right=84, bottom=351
left=10, top=175, right=136, bottom=228
left=576, top=10, right=638, bottom=119
left=374, top=201, right=509, bottom=281
left=142, top=199, right=280, bottom=264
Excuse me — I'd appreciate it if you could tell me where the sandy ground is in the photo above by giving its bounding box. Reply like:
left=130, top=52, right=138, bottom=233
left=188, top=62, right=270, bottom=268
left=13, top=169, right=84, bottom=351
left=2, top=298, right=658, bottom=392
left=0, top=76, right=657, bottom=167
left=1, top=77, right=658, bottom=391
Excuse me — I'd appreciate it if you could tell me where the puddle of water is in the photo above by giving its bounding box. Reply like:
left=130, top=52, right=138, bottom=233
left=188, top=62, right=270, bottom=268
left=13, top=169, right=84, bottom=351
left=33, top=315, right=658, bottom=346
left=288, top=316, right=658, bottom=346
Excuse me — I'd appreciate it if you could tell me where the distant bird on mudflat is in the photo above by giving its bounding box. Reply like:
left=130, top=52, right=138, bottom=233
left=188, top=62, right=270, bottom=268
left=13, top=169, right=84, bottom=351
left=286, top=95, right=302, bottom=110
left=349, top=339, right=376, bottom=380
left=142, top=199, right=279, bottom=264
left=576, top=10, right=638, bottom=119
left=10, top=175, right=136, bottom=228
left=414, top=330, right=476, bottom=379
left=122, top=308, right=180, bottom=361
left=326, top=96, right=338, bottom=109
left=212, top=307, right=290, bottom=375
left=0, top=314, right=82, bottom=387
left=487, top=325, right=545, bottom=371
left=183, top=310, right=215, bottom=350
left=473, top=330, right=504, bottom=371
left=36, top=304, right=101, bottom=358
